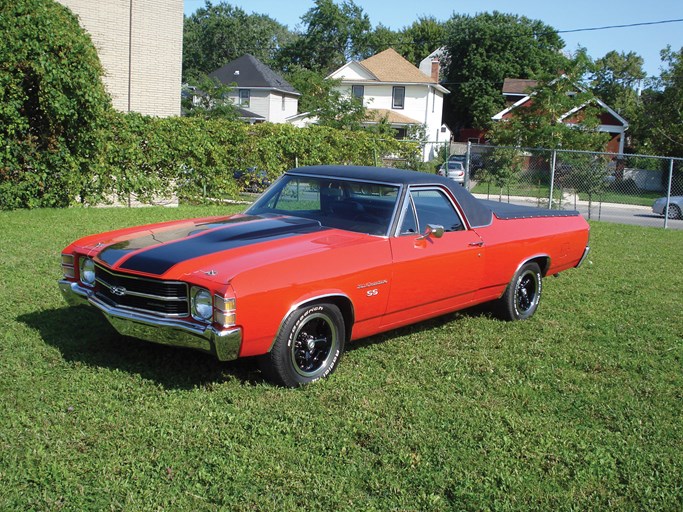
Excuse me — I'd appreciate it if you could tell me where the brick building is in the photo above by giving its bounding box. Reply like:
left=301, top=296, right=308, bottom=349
left=57, top=0, right=183, bottom=117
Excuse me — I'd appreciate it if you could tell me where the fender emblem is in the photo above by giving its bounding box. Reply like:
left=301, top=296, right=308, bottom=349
left=111, top=286, right=127, bottom=297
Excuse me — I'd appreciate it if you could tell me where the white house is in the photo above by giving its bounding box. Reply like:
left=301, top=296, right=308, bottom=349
left=209, top=54, right=300, bottom=124
left=327, top=48, right=451, bottom=161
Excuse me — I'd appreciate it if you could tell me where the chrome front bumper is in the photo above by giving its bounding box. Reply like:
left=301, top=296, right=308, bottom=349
left=58, top=280, right=242, bottom=361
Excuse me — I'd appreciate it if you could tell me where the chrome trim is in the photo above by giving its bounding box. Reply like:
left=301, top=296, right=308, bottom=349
left=246, top=173, right=403, bottom=238
left=94, top=264, right=189, bottom=318
left=95, top=264, right=188, bottom=289
left=575, top=245, right=590, bottom=268
left=512, top=254, right=551, bottom=278
left=59, top=280, right=242, bottom=361
left=268, top=293, right=354, bottom=352
left=394, top=185, right=469, bottom=237
left=96, top=277, right=187, bottom=302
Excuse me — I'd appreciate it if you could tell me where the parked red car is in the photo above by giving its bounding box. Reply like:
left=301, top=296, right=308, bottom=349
left=60, top=166, right=590, bottom=387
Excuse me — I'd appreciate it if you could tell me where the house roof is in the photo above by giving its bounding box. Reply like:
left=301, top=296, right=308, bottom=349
left=365, top=108, right=421, bottom=125
left=359, top=48, right=434, bottom=84
left=210, top=54, right=300, bottom=96
left=235, top=107, right=265, bottom=120
left=493, top=76, right=629, bottom=130
left=502, top=78, right=538, bottom=96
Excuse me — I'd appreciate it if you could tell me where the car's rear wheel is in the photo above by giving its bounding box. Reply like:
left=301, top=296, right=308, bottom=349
left=498, top=262, right=542, bottom=321
left=259, top=303, right=345, bottom=387
left=667, top=204, right=682, bottom=220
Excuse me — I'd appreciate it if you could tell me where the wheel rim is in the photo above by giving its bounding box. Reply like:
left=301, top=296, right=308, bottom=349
left=668, top=205, right=680, bottom=219
left=291, top=312, right=337, bottom=377
left=515, top=270, right=538, bottom=313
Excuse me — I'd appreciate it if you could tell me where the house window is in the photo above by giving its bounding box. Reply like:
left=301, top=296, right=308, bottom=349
left=352, top=85, right=364, bottom=100
left=392, top=86, right=405, bottom=109
left=239, top=89, right=250, bottom=107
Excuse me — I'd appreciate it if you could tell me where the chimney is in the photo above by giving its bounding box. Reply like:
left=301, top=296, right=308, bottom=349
left=430, top=58, right=440, bottom=83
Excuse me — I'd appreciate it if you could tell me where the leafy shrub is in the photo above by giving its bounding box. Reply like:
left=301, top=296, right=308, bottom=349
left=91, top=115, right=419, bottom=204
left=0, top=0, right=112, bottom=208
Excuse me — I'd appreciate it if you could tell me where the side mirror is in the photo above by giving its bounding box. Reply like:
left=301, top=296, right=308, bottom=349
left=418, top=224, right=444, bottom=240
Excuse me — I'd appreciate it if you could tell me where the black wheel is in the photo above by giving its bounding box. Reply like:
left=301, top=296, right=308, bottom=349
left=259, top=303, right=345, bottom=387
left=498, top=262, right=542, bottom=321
left=667, top=204, right=682, bottom=220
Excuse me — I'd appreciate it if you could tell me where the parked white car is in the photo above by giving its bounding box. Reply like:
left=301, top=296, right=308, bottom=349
left=438, top=161, right=466, bottom=185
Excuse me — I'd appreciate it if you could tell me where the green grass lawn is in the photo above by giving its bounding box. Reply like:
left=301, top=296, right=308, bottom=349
left=1, top=206, right=682, bottom=511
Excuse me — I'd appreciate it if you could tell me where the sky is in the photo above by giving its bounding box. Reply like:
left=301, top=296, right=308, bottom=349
left=183, top=0, right=683, bottom=77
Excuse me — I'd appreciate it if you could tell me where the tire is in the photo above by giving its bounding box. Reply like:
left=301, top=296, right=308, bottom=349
left=667, top=204, right=682, bottom=220
left=259, top=303, right=345, bottom=387
left=498, top=262, right=542, bottom=321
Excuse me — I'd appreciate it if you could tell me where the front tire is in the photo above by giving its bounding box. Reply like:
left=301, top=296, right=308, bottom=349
left=259, top=303, right=345, bottom=387
left=499, top=262, right=542, bottom=321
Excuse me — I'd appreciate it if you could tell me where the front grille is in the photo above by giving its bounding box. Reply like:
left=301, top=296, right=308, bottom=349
left=95, top=264, right=189, bottom=317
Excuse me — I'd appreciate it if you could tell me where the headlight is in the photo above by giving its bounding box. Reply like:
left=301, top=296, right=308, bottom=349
left=191, top=287, right=213, bottom=322
left=79, top=257, right=96, bottom=286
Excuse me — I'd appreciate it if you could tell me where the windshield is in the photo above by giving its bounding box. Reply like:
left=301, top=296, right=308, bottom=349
left=246, top=175, right=400, bottom=236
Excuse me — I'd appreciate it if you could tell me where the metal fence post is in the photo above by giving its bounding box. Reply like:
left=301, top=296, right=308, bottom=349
left=465, top=141, right=471, bottom=190
left=548, top=150, right=556, bottom=209
left=664, top=158, right=674, bottom=229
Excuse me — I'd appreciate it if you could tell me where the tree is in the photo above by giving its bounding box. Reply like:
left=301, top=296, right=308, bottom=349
left=364, top=23, right=402, bottom=58
left=276, top=0, right=372, bottom=74
left=0, top=0, right=112, bottom=208
left=591, top=51, right=646, bottom=117
left=442, top=11, right=567, bottom=130
left=183, top=2, right=294, bottom=80
left=488, top=64, right=610, bottom=152
left=398, top=17, right=446, bottom=66
left=285, top=66, right=368, bottom=130
left=181, top=76, right=239, bottom=120
left=637, top=46, right=683, bottom=158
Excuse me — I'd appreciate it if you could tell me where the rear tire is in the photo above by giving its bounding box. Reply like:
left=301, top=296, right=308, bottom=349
left=667, top=204, right=682, bottom=220
left=259, top=303, right=345, bottom=387
left=498, top=262, right=542, bottom=321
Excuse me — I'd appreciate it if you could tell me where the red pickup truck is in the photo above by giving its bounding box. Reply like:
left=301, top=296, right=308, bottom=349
left=60, top=166, right=590, bottom=387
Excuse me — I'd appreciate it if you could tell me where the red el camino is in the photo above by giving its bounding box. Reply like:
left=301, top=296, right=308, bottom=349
left=60, top=166, right=590, bottom=387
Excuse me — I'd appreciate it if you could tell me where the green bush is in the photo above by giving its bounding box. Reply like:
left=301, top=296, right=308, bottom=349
left=90, top=115, right=420, bottom=205
left=0, top=0, right=112, bottom=208
left=0, top=0, right=419, bottom=209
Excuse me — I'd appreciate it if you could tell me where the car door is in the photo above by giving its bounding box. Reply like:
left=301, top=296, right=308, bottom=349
left=381, top=186, right=485, bottom=329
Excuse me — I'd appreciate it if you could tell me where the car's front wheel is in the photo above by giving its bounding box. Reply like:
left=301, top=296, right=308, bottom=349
left=498, top=262, right=542, bottom=321
left=259, top=303, right=345, bottom=387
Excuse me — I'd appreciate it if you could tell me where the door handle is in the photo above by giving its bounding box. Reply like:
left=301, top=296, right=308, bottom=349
left=468, top=241, right=484, bottom=247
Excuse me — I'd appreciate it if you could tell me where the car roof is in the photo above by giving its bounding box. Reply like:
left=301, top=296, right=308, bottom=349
left=286, top=165, right=493, bottom=228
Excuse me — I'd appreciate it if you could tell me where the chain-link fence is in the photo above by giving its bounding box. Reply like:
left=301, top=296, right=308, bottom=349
left=443, top=143, right=683, bottom=229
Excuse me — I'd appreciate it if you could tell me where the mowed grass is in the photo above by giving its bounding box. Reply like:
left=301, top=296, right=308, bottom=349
left=1, top=206, right=682, bottom=511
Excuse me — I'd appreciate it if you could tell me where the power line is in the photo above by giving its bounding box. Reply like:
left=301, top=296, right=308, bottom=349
left=557, top=18, right=683, bottom=34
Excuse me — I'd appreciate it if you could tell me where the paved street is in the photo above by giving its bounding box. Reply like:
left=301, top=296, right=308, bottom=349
left=473, top=194, right=683, bottom=231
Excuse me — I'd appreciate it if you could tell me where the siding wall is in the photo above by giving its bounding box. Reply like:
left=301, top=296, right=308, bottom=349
left=57, top=0, right=183, bottom=117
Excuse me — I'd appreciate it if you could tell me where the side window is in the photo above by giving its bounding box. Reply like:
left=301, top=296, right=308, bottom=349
left=392, top=86, right=405, bottom=109
left=411, top=189, right=464, bottom=233
left=399, top=197, right=418, bottom=234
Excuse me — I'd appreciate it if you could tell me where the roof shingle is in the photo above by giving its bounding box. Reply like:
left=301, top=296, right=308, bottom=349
left=359, top=48, right=433, bottom=84
left=210, top=54, right=299, bottom=95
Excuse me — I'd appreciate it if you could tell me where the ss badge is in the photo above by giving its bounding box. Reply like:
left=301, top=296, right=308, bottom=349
left=366, top=289, right=379, bottom=297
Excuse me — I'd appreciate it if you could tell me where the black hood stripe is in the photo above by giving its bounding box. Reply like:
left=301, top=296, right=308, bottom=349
left=115, top=216, right=325, bottom=275
left=98, top=215, right=262, bottom=267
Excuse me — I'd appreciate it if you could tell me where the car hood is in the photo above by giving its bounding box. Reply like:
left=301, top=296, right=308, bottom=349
left=81, top=215, right=327, bottom=276
left=75, top=214, right=371, bottom=280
